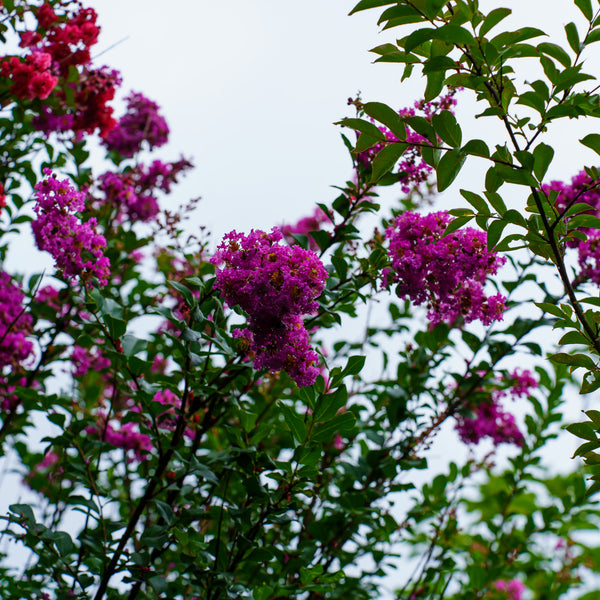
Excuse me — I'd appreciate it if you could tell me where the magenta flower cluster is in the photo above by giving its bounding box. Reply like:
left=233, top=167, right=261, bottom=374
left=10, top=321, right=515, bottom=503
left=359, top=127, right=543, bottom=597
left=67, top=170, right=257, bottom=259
left=32, top=169, right=110, bottom=286
left=0, top=271, right=34, bottom=370
left=211, top=228, right=328, bottom=387
left=98, top=158, right=192, bottom=223
left=544, top=170, right=600, bottom=285
left=455, top=369, right=537, bottom=447
left=85, top=415, right=153, bottom=462
left=494, top=579, right=526, bottom=600
left=103, top=91, right=169, bottom=157
left=384, top=211, right=506, bottom=326
left=357, top=90, right=458, bottom=194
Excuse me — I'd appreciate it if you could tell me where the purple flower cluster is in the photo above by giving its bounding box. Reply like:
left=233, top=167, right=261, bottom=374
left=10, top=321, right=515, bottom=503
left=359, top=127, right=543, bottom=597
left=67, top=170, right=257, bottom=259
left=103, top=91, right=169, bottom=157
left=71, top=345, right=110, bottom=378
left=454, top=369, right=537, bottom=447
left=357, top=90, right=458, bottom=194
left=0, top=272, right=34, bottom=370
left=32, top=169, right=110, bottom=286
left=455, top=399, right=523, bottom=447
left=544, top=170, right=600, bottom=285
left=384, top=211, right=506, bottom=326
left=98, top=158, right=192, bottom=223
left=211, top=228, right=328, bottom=387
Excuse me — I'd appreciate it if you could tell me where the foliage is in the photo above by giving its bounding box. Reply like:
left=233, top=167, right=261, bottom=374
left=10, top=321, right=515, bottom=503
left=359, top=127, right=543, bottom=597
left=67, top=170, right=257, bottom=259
left=2, top=1, right=600, bottom=599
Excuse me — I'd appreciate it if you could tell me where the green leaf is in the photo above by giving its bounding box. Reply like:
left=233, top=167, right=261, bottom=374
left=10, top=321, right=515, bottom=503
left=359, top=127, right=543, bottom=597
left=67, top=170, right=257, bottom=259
left=479, top=8, right=511, bottom=37
left=278, top=401, right=307, bottom=443
left=349, top=0, right=397, bottom=15
left=363, top=102, right=407, bottom=140
left=311, top=412, right=356, bottom=442
left=486, top=219, right=507, bottom=250
left=537, top=42, right=572, bottom=67
left=533, top=143, right=554, bottom=180
left=338, top=118, right=385, bottom=140
left=581, top=133, right=600, bottom=157
left=371, top=143, right=408, bottom=182
left=436, top=149, right=466, bottom=191
left=566, top=422, right=597, bottom=442
left=443, top=215, right=473, bottom=236
left=432, top=110, right=462, bottom=147
left=565, top=22, right=581, bottom=53
left=342, top=355, right=366, bottom=377
left=461, top=139, right=490, bottom=158
left=404, top=116, right=437, bottom=144
left=575, top=0, right=593, bottom=20
left=558, top=330, right=590, bottom=346
left=460, top=190, right=489, bottom=214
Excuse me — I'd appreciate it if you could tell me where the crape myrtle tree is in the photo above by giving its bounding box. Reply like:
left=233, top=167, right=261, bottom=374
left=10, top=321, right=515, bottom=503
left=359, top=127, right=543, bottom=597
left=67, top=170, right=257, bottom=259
left=3, top=0, right=600, bottom=598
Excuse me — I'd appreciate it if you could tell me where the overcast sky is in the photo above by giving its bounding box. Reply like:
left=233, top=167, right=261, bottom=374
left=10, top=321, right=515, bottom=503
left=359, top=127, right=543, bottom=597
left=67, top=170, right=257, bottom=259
left=88, top=0, right=598, bottom=246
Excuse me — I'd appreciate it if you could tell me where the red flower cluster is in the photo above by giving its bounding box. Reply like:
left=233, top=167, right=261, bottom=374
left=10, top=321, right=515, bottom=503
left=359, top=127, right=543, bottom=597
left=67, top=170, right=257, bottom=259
left=0, top=50, right=57, bottom=100
left=21, top=3, right=100, bottom=77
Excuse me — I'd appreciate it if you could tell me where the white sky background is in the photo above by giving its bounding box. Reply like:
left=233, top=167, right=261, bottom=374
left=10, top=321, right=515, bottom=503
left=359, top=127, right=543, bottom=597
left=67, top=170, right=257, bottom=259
left=5, top=0, right=600, bottom=596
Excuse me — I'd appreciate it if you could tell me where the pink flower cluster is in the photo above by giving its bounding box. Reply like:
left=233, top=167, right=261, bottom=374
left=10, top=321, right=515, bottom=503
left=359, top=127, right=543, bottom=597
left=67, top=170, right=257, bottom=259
left=104, top=91, right=169, bottom=157
left=98, top=158, right=192, bottom=222
left=494, top=579, right=526, bottom=600
left=455, top=369, right=537, bottom=447
left=0, top=272, right=33, bottom=370
left=0, top=377, right=26, bottom=412
left=211, top=228, right=328, bottom=387
left=544, top=170, right=600, bottom=285
left=357, top=90, right=458, bottom=194
left=21, top=3, right=100, bottom=77
left=86, top=416, right=153, bottom=462
left=32, top=169, right=110, bottom=286
left=0, top=50, right=58, bottom=100
left=384, top=211, right=506, bottom=326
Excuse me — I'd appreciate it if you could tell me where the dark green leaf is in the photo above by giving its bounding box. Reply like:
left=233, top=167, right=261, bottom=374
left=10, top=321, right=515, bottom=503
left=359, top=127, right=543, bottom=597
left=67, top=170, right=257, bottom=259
left=371, top=143, right=408, bottom=182
left=479, top=8, right=511, bottom=37
left=537, top=42, right=572, bottom=67
left=338, top=118, right=385, bottom=140
left=436, top=149, right=466, bottom=191
left=575, top=0, right=593, bottom=20
left=461, top=139, right=490, bottom=158
left=460, top=190, right=489, bottom=214
left=363, top=102, right=407, bottom=140
left=533, top=143, right=554, bottom=180
left=581, top=133, right=600, bottom=157
left=565, top=22, right=581, bottom=53
left=349, top=0, right=397, bottom=15
left=566, top=422, right=597, bottom=442
left=432, top=110, right=462, bottom=147
left=311, top=412, right=356, bottom=442
left=278, top=401, right=307, bottom=443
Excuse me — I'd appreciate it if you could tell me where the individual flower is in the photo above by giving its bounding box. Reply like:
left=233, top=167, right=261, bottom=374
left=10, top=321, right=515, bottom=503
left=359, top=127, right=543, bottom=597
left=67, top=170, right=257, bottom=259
left=384, top=211, right=506, bottom=326
left=103, top=91, right=169, bottom=157
left=0, top=272, right=34, bottom=370
left=211, top=228, right=327, bottom=386
left=32, top=169, right=110, bottom=286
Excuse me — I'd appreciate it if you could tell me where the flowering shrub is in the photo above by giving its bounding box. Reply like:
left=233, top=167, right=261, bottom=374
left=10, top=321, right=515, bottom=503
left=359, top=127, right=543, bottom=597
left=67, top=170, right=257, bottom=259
left=2, top=1, right=600, bottom=600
